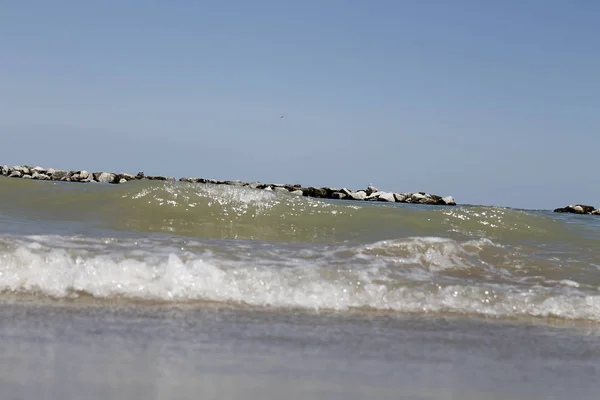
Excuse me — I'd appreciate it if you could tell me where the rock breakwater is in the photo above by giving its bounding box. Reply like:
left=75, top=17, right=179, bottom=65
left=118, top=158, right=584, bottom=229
left=553, top=204, right=600, bottom=215
left=1, top=164, right=456, bottom=206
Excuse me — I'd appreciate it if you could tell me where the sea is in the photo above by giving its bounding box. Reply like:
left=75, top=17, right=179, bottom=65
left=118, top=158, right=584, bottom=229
left=1, top=177, right=599, bottom=399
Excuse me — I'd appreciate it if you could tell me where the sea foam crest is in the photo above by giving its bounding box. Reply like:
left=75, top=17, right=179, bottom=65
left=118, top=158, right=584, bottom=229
left=0, top=234, right=599, bottom=321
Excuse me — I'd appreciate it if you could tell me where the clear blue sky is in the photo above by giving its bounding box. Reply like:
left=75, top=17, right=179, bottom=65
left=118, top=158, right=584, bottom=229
left=1, top=0, right=598, bottom=209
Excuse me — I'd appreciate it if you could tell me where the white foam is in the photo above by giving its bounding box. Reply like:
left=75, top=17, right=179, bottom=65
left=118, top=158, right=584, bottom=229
left=1, top=234, right=599, bottom=321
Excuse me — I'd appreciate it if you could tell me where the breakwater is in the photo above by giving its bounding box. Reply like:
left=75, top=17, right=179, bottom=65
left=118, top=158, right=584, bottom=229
left=0, top=164, right=457, bottom=206
left=554, top=204, right=600, bottom=215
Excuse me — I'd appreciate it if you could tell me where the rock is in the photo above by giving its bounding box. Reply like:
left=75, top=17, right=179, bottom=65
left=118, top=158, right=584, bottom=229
left=135, top=171, right=145, bottom=179
left=71, top=174, right=81, bottom=181
left=119, top=178, right=127, bottom=184
left=377, top=192, right=395, bottom=202
left=22, top=174, right=32, bottom=179
left=394, top=193, right=408, bottom=202
left=225, top=180, right=244, bottom=186
left=348, top=190, right=367, bottom=201
left=31, top=166, right=46, bottom=174
left=1, top=165, right=9, bottom=176
left=365, top=191, right=382, bottom=201
left=14, top=166, right=30, bottom=175
left=331, top=192, right=348, bottom=200
left=366, top=185, right=378, bottom=195
left=290, top=190, right=304, bottom=196
left=9, top=171, right=22, bottom=178
left=247, top=182, right=261, bottom=189
left=51, top=170, right=69, bottom=181
left=418, top=197, right=438, bottom=205
left=118, top=173, right=134, bottom=181
left=441, top=196, right=456, bottom=206
left=592, top=209, right=600, bottom=215
left=31, top=172, right=51, bottom=180
left=340, top=188, right=352, bottom=196
left=263, top=186, right=273, bottom=191
left=79, top=170, right=90, bottom=180
left=405, top=193, right=428, bottom=203
left=301, top=187, right=328, bottom=198
left=273, top=187, right=288, bottom=192
left=554, top=204, right=596, bottom=215
left=96, top=172, right=117, bottom=183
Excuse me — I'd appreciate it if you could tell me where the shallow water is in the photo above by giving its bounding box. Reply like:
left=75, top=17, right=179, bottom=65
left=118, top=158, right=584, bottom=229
left=1, top=177, right=599, bottom=398
left=1, top=303, right=599, bottom=400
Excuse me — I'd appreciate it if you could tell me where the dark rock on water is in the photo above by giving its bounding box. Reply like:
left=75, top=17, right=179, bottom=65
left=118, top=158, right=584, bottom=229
left=331, top=192, right=348, bottom=200
left=1, top=164, right=458, bottom=206
left=554, top=204, right=598, bottom=215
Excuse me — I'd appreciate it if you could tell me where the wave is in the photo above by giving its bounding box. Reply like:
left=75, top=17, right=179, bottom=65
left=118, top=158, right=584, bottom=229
left=1, top=234, right=599, bottom=322
left=0, top=179, right=591, bottom=245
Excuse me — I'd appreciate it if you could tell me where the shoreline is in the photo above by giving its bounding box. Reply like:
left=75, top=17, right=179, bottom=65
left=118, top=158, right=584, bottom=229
left=1, top=164, right=457, bottom=206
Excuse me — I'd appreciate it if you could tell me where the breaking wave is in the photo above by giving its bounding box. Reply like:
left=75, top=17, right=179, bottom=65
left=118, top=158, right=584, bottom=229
left=1, top=234, right=599, bottom=322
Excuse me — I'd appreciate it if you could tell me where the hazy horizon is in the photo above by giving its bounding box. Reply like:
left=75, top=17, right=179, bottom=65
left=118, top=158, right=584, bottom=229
left=1, top=1, right=598, bottom=210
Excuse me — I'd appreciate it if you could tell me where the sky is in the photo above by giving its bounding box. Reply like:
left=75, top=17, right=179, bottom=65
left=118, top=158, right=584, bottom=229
left=0, top=0, right=598, bottom=209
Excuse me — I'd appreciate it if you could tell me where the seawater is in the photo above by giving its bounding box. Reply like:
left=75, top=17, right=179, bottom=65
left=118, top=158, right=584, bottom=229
left=1, top=177, right=599, bottom=399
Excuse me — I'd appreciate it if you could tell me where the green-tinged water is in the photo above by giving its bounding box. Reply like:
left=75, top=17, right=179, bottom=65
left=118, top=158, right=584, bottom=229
left=2, top=176, right=600, bottom=400
left=1, top=176, right=599, bottom=321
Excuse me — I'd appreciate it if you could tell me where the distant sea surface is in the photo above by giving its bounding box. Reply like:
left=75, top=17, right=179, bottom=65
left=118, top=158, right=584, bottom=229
left=1, top=177, right=599, bottom=399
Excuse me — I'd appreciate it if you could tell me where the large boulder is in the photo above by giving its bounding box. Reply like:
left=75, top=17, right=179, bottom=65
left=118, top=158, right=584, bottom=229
left=366, top=185, right=378, bottom=195
left=393, top=193, right=408, bottom=202
left=554, top=205, right=596, bottom=215
left=51, top=170, right=70, bottom=181
left=331, top=192, right=348, bottom=200
left=302, top=187, right=329, bottom=198
left=441, top=196, right=456, bottom=206
left=348, top=190, right=367, bottom=201
left=377, top=192, right=396, bottom=202
left=95, top=172, right=117, bottom=183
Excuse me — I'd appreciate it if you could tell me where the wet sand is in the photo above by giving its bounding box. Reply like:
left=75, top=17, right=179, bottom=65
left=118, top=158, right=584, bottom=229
left=0, top=302, right=598, bottom=400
